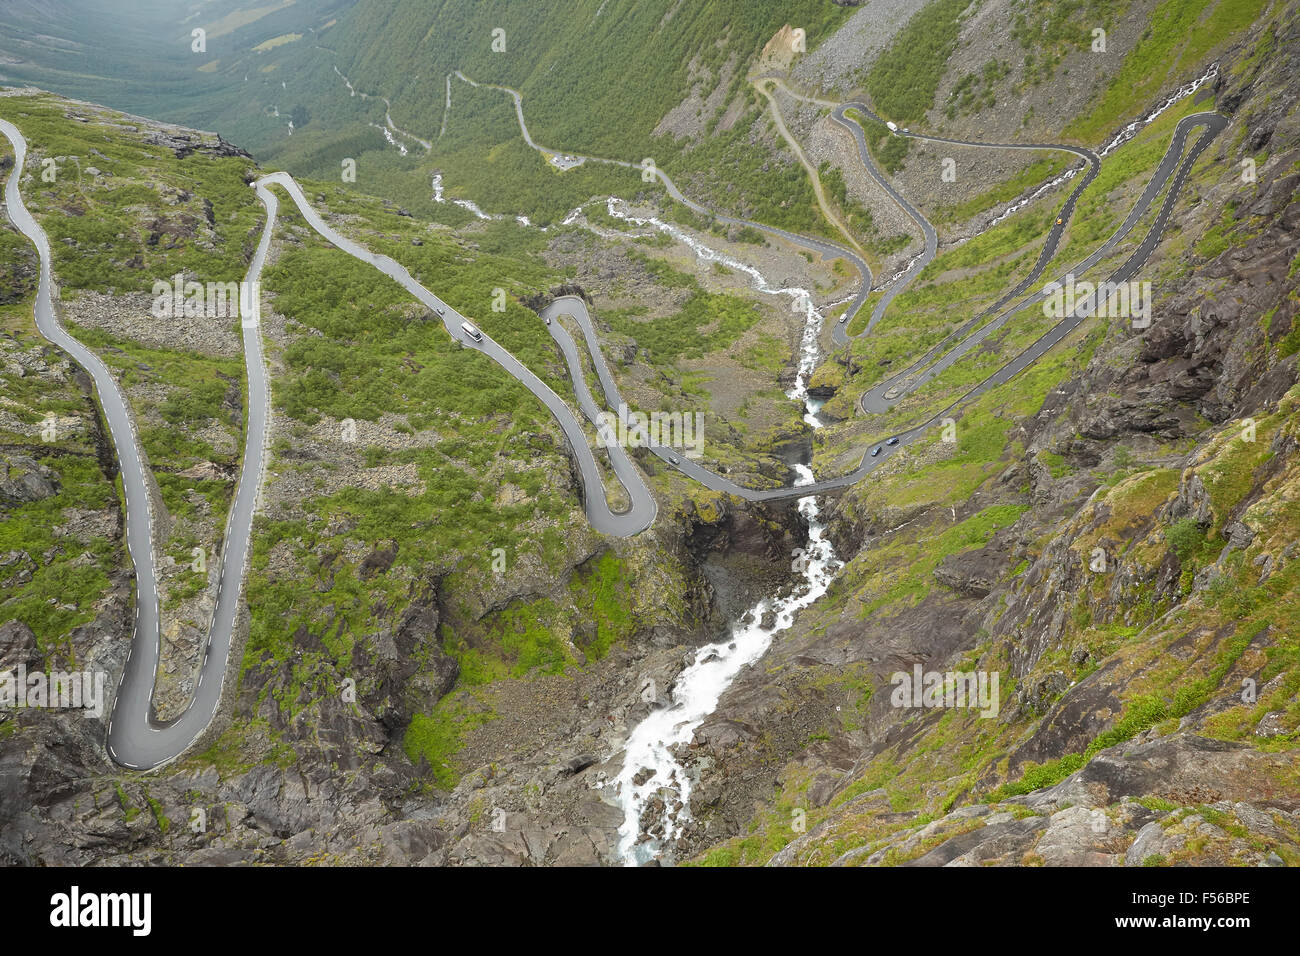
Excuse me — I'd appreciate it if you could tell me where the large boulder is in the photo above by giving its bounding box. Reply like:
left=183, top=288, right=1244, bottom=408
left=0, top=620, right=40, bottom=671
left=0, top=455, right=60, bottom=507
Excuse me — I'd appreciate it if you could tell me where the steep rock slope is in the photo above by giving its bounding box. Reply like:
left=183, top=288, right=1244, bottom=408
left=681, top=3, right=1300, bottom=867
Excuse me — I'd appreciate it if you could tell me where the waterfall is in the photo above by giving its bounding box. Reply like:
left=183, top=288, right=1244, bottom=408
left=608, top=290, right=843, bottom=866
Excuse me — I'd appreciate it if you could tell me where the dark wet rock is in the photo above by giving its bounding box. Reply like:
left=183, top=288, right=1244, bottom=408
left=358, top=542, right=398, bottom=580
left=0, top=620, right=40, bottom=671
left=1015, top=672, right=1071, bottom=718
left=563, top=753, right=598, bottom=775
left=0, top=455, right=60, bottom=506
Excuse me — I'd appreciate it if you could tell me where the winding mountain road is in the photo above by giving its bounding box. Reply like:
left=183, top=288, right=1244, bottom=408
left=740, top=75, right=1099, bottom=344
left=828, top=100, right=1101, bottom=343
left=254, top=172, right=657, bottom=541
left=0, top=118, right=279, bottom=770
left=1, top=67, right=1223, bottom=769
left=720, top=75, right=1220, bottom=418
left=861, top=110, right=1224, bottom=414
left=541, top=86, right=1219, bottom=498
left=0, top=127, right=660, bottom=767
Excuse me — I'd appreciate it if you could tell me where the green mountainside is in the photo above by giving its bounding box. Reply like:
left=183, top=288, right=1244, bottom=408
left=0, top=0, right=1297, bottom=867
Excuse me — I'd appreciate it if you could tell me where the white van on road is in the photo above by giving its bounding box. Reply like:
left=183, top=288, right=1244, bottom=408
left=461, top=321, right=483, bottom=342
